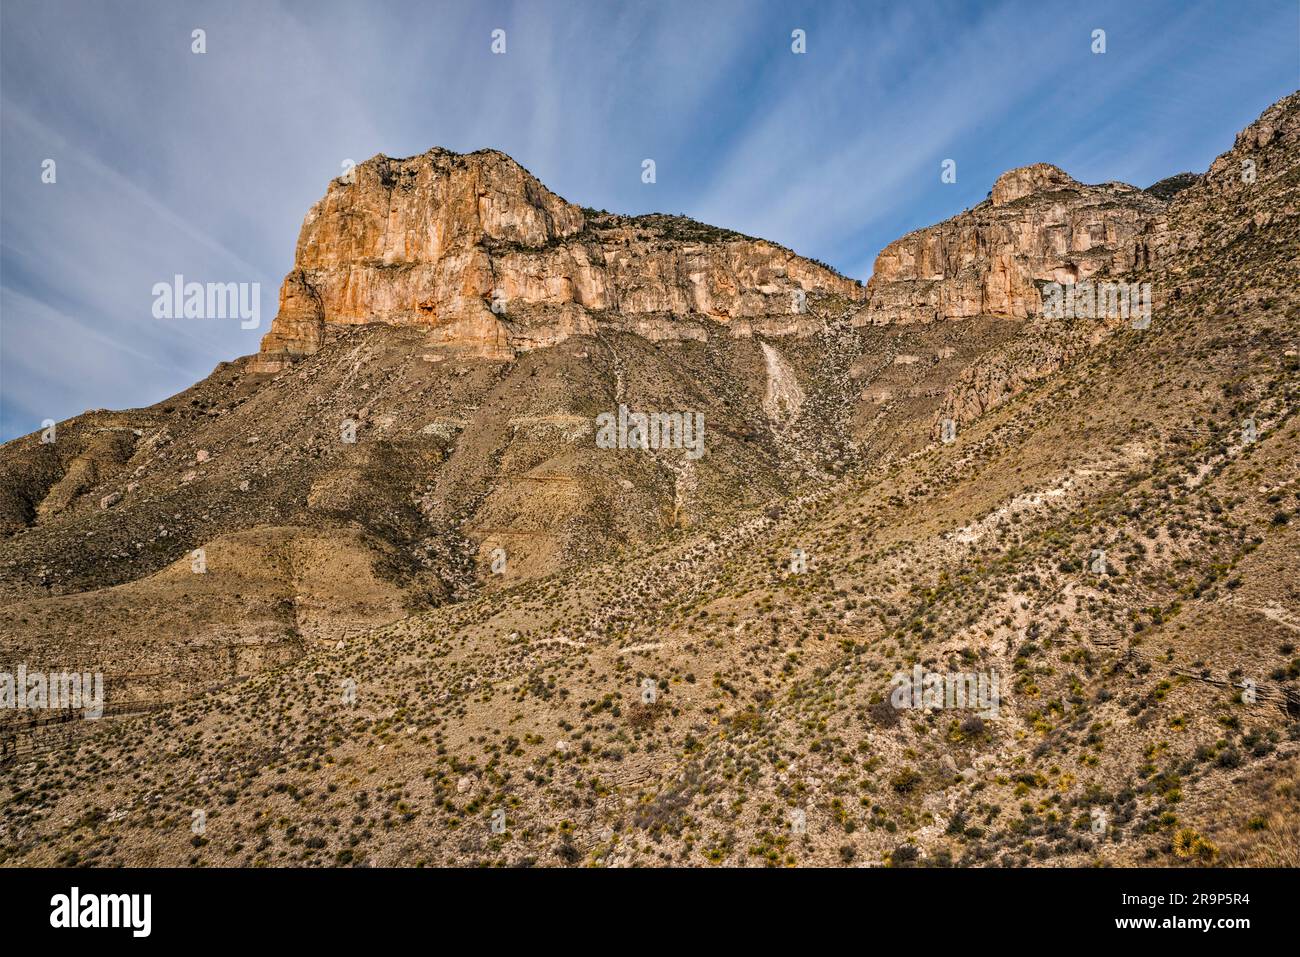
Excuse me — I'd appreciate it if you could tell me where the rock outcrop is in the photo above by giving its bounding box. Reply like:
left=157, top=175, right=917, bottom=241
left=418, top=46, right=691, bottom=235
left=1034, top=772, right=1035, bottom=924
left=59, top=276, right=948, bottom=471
left=252, top=149, right=864, bottom=372
left=928, top=91, right=1300, bottom=438
left=861, top=163, right=1167, bottom=326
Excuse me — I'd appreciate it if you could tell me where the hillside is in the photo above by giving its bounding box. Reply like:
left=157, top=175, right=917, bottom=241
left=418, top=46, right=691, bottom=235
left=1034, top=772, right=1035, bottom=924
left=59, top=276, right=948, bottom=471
left=0, top=91, right=1297, bottom=868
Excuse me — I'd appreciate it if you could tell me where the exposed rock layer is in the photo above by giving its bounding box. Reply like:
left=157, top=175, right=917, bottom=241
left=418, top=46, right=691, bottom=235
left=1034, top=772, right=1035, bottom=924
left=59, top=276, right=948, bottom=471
left=862, top=163, right=1168, bottom=326
left=254, top=150, right=864, bottom=371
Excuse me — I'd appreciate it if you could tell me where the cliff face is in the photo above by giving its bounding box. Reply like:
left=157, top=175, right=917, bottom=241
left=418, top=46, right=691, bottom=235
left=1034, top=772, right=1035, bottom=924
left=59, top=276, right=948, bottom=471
left=862, top=163, right=1168, bottom=325
left=252, top=149, right=864, bottom=371
left=929, top=91, right=1300, bottom=438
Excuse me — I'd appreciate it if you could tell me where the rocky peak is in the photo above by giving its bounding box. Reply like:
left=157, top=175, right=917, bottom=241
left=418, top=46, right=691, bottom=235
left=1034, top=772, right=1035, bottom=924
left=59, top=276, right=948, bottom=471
left=252, top=148, right=863, bottom=372
left=989, top=163, right=1077, bottom=206
left=1146, top=90, right=1300, bottom=292
left=1188, top=90, right=1299, bottom=202
left=862, top=162, right=1167, bottom=326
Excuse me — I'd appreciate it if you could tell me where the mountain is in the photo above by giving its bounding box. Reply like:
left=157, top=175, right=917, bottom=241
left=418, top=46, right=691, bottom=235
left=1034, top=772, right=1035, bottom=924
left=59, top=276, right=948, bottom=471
left=864, top=162, right=1165, bottom=326
left=253, top=147, right=863, bottom=370
left=1, top=91, right=1297, bottom=868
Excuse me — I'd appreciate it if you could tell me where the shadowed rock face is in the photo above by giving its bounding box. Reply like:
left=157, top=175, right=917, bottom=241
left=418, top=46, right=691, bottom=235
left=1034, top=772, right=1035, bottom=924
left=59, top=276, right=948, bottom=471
left=862, top=163, right=1168, bottom=326
left=252, top=148, right=864, bottom=371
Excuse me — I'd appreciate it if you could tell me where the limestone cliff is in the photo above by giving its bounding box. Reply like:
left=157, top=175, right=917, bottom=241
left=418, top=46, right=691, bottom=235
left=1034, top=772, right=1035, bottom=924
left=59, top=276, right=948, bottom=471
left=928, top=91, right=1300, bottom=437
left=253, top=149, right=864, bottom=371
left=862, top=163, right=1167, bottom=326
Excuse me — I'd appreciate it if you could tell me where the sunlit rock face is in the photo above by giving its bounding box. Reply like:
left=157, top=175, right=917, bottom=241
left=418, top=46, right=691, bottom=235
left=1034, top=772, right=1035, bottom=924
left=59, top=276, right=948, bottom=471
left=252, top=148, right=864, bottom=372
left=861, top=163, right=1167, bottom=327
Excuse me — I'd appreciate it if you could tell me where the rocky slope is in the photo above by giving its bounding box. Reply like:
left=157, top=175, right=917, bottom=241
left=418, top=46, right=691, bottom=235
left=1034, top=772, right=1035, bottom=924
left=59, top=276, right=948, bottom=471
left=1, top=91, right=1297, bottom=869
left=0, top=148, right=998, bottom=716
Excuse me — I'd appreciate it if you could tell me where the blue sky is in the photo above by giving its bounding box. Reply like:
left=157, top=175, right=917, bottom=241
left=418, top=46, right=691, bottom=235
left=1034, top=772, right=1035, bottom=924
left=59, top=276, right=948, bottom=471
left=2, top=0, right=1297, bottom=441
